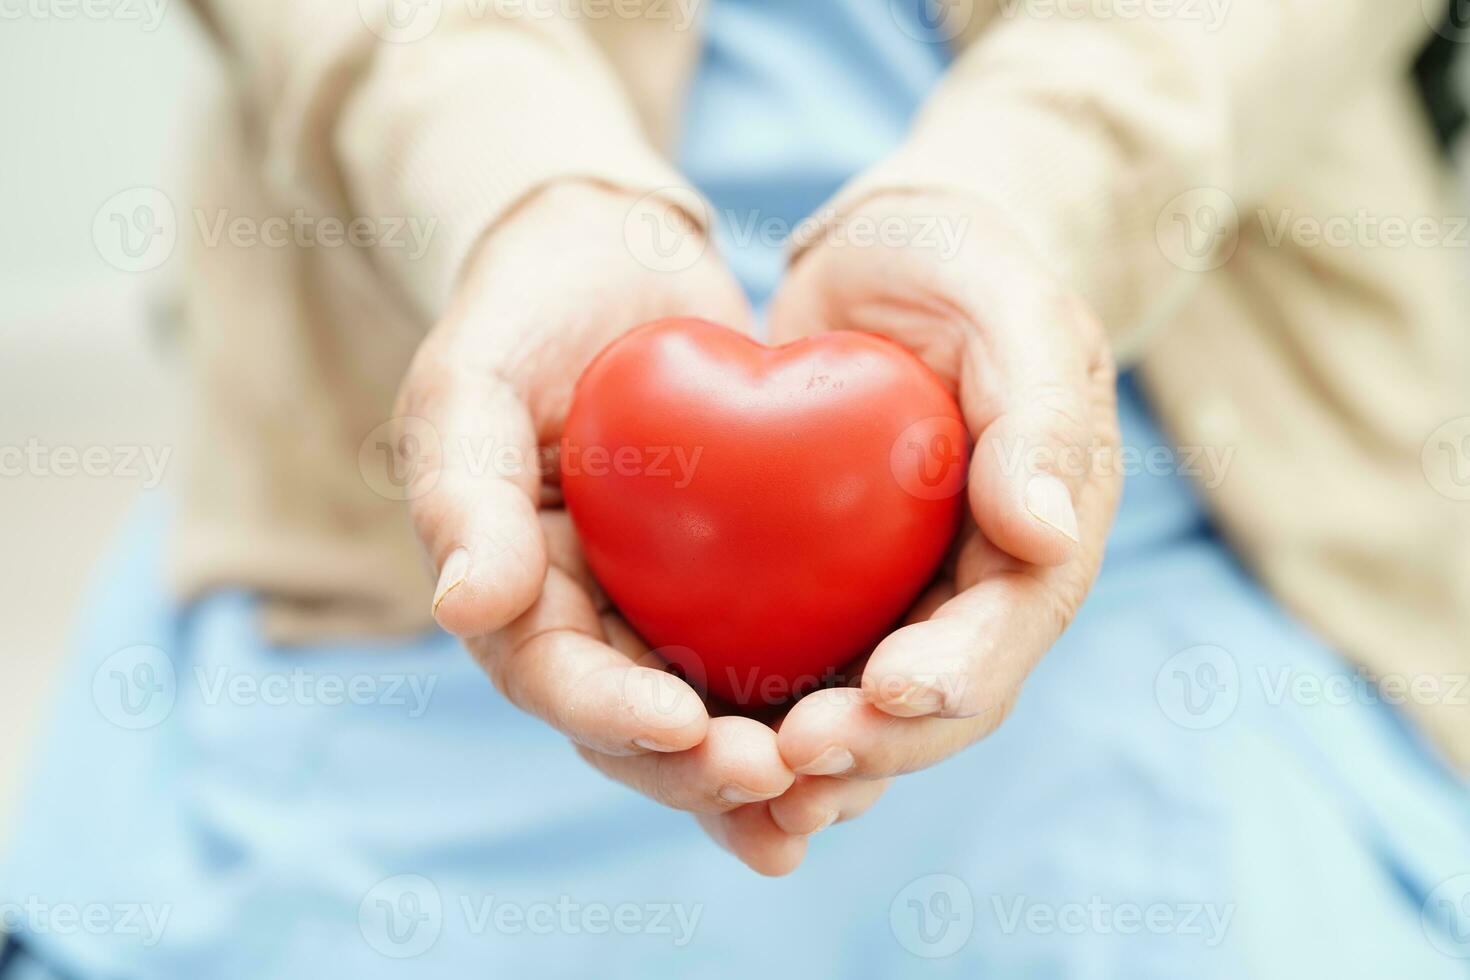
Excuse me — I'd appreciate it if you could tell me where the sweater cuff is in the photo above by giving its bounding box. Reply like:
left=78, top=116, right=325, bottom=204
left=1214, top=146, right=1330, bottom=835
left=802, top=101, right=1215, bottom=365
left=336, top=27, right=705, bottom=320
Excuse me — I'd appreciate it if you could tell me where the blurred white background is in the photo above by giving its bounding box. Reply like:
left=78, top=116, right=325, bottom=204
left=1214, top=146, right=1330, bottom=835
left=0, top=7, right=213, bottom=849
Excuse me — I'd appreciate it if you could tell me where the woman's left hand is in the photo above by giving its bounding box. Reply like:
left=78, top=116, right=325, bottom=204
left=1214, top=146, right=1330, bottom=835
left=700, top=190, right=1123, bottom=861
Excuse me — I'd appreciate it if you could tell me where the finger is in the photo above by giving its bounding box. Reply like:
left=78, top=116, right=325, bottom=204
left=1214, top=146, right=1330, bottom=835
left=774, top=227, right=1113, bottom=568
left=576, top=716, right=794, bottom=814
left=864, top=426, right=1121, bottom=722
left=538, top=509, right=590, bottom=587
left=777, top=687, right=1015, bottom=780
left=767, top=243, right=969, bottom=385
left=600, top=612, right=651, bottom=659
left=697, top=803, right=808, bottom=877
left=397, top=351, right=548, bottom=638
left=539, top=508, right=611, bottom=608
left=469, top=564, right=707, bottom=755
left=767, top=774, right=890, bottom=836
left=772, top=237, right=976, bottom=371
left=673, top=251, right=762, bottom=338
left=766, top=253, right=832, bottom=346
left=961, top=294, right=1114, bottom=567
left=902, top=579, right=955, bottom=626
left=537, top=512, right=701, bottom=737
left=858, top=576, right=1061, bottom=721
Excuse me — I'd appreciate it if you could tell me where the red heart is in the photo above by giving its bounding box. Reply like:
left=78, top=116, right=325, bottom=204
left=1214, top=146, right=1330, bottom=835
left=561, top=318, right=968, bottom=709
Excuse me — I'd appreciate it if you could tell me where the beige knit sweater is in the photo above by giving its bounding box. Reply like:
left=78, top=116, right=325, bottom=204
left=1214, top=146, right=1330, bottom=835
left=176, top=0, right=1470, bottom=768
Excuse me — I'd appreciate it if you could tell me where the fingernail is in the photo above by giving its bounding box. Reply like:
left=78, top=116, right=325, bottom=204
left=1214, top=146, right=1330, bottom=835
left=811, top=811, right=839, bottom=834
left=719, top=784, right=775, bottom=805
left=432, top=547, right=470, bottom=614
left=630, top=672, right=706, bottom=732
left=892, top=681, right=945, bottom=716
left=796, top=746, right=854, bottom=776
left=632, top=737, right=680, bottom=753
left=1025, top=475, right=1079, bottom=543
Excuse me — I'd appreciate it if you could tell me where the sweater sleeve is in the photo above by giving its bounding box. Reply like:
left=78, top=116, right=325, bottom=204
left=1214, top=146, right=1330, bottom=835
left=185, top=0, right=701, bottom=319
left=808, top=0, right=1443, bottom=361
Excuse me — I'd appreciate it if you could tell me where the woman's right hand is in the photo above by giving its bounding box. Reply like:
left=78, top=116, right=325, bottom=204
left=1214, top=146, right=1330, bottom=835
left=395, top=181, right=846, bottom=874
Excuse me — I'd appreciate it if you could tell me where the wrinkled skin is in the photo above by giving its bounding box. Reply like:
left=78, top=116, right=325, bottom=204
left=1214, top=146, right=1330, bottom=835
left=397, top=182, right=1121, bottom=875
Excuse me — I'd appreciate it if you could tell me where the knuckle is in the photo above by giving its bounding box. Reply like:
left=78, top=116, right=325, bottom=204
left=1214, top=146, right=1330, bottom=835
left=1029, top=387, right=1091, bottom=451
left=1036, top=573, right=1085, bottom=632
left=648, top=755, right=682, bottom=809
left=792, top=794, right=825, bottom=826
left=491, top=638, right=532, bottom=711
left=408, top=487, right=453, bottom=548
left=470, top=633, right=514, bottom=698
left=500, top=626, right=571, bottom=719
left=970, top=691, right=1019, bottom=742
left=948, top=661, right=1001, bottom=720
left=786, top=801, right=826, bottom=832
left=886, top=738, right=931, bottom=777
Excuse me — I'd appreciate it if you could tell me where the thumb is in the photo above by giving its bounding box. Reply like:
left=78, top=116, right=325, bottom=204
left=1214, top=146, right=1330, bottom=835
left=395, top=349, right=549, bottom=638
left=961, top=293, right=1112, bottom=568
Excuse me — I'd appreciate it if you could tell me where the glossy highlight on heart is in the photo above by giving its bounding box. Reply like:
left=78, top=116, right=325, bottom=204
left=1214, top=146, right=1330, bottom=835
left=561, top=318, right=968, bottom=708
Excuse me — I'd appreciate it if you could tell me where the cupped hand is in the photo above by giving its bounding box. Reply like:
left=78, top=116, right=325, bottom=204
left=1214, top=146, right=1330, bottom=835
left=741, top=190, right=1122, bottom=850
left=397, top=181, right=846, bottom=874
